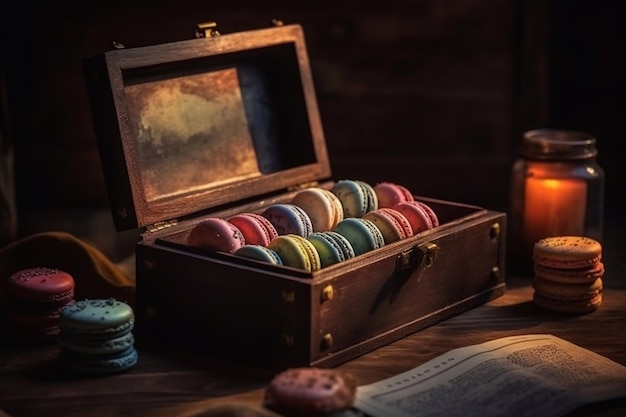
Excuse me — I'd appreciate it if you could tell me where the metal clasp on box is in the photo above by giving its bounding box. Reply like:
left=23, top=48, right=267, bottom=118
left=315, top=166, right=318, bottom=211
left=194, top=22, right=221, bottom=38
left=396, top=242, right=438, bottom=272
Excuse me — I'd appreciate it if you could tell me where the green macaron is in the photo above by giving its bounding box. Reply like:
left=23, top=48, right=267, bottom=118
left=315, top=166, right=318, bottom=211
left=234, top=244, right=283, bottom=265
left=333, top=218, right=385, bottom=256
left=307, top=232, right=345, bottom=268
left=268, top=234, right=321, bottom=272
left=331, top=180, right=373, bottom=218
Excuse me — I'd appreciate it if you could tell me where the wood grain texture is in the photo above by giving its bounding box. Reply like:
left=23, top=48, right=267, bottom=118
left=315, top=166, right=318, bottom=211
left=1, top=211, right=625, bottom=417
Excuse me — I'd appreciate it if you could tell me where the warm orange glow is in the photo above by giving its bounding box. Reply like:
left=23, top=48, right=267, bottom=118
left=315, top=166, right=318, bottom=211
left=523, top=177, right=587, bottom=248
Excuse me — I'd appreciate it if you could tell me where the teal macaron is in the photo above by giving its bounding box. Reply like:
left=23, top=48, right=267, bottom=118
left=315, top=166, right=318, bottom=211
left=58, top=298, right=137, bottom=375
left=234, top=244, right=283, bottom=265
left=59, top=346, right=139, bottom=375
left=333, top=218, right=385, bottom=256
left=307, top=232, right=356, bottom=268
left=331, top=180, right=378, bottom=218
left=60, top=298, right=135, bottom=337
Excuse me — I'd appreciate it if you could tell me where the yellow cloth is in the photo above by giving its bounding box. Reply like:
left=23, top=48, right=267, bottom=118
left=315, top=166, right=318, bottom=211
left=0, top=231, right=135, bottom=308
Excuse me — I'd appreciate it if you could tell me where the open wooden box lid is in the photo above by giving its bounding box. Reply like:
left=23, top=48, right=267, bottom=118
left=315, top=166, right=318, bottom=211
left=84, top=23, right=331, bottom=232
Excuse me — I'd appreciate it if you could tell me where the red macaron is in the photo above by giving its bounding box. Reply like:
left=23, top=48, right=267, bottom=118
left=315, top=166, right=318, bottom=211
left=187, top=217, right=246, bottom=253
left=228, top=212, right=279, bottom=247
left=4, top=267, right=76, bottom=343
left=374, top=182, right=414, bottom=208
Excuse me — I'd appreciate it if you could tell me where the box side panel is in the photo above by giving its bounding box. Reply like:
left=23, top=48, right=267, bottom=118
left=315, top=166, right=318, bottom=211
left=312, top=211, right=506, bottom=367
left=136, top=243, right=315, bottom=368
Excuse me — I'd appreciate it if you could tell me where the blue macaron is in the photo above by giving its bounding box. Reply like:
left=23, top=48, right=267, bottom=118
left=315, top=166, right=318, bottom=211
left=307, top=232, right=356, bottom=268
left=234, top=245, right=283, bottom=265
left=262, top=204, right=314, bottom=237
left=331, top=180, right=378, bottom=218
left=58, top=298, right=137, bottom=375
left=333, top=218, right=385, bottom=256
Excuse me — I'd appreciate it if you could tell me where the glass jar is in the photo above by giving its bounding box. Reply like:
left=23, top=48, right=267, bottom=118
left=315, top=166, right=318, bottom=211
left=509, top=129, right=604, bottom=270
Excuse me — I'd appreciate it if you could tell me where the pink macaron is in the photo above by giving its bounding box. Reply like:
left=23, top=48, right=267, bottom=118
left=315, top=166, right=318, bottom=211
left=414, top=200, right=439, bottom=228
left=374, top=182, right=414, bottom=208
left=228, top=212, right=278, bottom=247
left=393, top=201, right=434, bottom=234
left=187, top=217, right=246, bottom=253
left=363, top=208, right=413, bottom=244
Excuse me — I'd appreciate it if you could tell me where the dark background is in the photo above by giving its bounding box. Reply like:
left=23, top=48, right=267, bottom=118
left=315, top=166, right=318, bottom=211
left=1, top=0, right=623, bottom=245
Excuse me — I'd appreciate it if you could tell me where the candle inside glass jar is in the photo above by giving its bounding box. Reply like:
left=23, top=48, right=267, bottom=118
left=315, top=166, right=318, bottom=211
left=508, top=129, right=604, bottom=270
left=522, top=176, right=587, bottom=250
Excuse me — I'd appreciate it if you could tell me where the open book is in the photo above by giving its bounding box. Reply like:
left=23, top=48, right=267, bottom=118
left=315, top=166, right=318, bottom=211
left=356, top=334, right=626, bottom=417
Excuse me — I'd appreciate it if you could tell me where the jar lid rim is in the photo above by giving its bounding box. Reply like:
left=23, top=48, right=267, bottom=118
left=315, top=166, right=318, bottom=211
left=522, top=129, right=597, bottom=160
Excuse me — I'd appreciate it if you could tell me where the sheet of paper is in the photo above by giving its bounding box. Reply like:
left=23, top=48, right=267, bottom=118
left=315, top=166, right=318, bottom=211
left=355, top=334, right=626, bottom=417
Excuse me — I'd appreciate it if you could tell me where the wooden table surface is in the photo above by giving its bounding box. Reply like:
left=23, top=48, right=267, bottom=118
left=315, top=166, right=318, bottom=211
left=2, top=213, right=625, bottom=417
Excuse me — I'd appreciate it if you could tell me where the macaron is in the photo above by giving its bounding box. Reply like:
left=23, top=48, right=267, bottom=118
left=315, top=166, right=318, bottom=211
left=374, top=182, right=414, bottom=208
left=533, top=236, right=603, bottom=269
left=234, top=245, right=284, bottom=265
left=414, top=200, right=439, bottom=228
left=268, top=235, right=321, bottom=272
left=5, top=301, right=74, bottom=344
left=324, top=231, right=356, bottom=262
left=330, top=180, right=378, bottom=218
left=59, top=298, right=135, bottom=338
left=290, top=187, right=344, bottom=232
left=534, top=261, right=605, bottom=285
left=4, top=267, right=76, bottom=343
left=264, top=367, right=357, bottom=417
left=306, top=232, right=355, bottom=268
left=262, top=204, right=314, bottom=237
left=357, top=181, right=379, bottom=214
left=393, top=201, right=434, bottom=234
left=228, top=212, right=278, bottom=246
left=187, top=217, right=246, bottom=253
left=363, top=208, right=413, bottom=244
left=6, top=267, right=75, bottom=307
left=332, top=218, right=385, bottom=256
left=532, top=276, right=603, bottom=314
left=59, top=346, right=139, bottom=376
left=58, top=298, right=138, bottom=375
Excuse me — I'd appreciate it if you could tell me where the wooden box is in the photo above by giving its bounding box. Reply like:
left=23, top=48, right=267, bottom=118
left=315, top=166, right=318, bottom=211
left=84, top=22, right=506, bottom=369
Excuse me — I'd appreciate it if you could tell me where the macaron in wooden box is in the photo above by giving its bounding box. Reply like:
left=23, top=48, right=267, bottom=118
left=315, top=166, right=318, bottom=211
left=83, top=21, right=506, bottom=369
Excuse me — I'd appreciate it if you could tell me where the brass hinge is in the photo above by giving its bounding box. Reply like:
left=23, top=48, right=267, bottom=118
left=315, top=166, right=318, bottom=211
left=146, top=219, right=178, bottom=233
left=287, top=181, right=319, bottom=192
left=194, top=22, right=220, bottom=38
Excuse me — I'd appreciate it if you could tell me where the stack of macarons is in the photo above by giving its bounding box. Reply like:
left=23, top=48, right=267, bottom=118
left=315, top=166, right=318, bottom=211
left=58, top=298, right=138, bottom=375
left=4, top=267, right=75, bottom=344
left=185, top=180, right=440, bottom=271
left=532, top=236, right=604, bottom=314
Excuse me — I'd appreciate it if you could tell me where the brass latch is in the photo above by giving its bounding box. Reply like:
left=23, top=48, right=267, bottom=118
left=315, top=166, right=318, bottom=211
left=146, top=219, right=178, bottom=233
left=417, top=242, right=438, bottom=267
left=396, top=242, right=438, bottom=272
left=194, top=22, right=220, bottom=38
